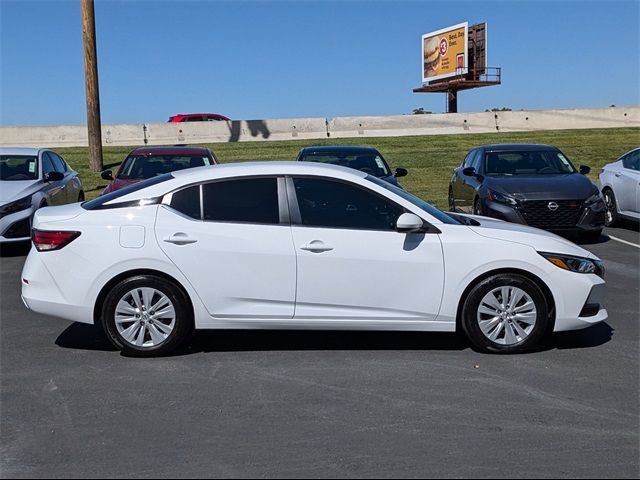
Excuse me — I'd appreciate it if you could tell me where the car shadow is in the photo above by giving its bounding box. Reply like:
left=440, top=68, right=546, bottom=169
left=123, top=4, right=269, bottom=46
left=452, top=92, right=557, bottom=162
left=55, top=322, right=614, bottom=356
left=0, top=240, right=31, bottom=257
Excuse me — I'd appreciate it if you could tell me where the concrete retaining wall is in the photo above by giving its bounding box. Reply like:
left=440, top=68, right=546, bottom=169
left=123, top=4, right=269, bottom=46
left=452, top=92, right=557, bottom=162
left=0, top=107, right=637, bottom=148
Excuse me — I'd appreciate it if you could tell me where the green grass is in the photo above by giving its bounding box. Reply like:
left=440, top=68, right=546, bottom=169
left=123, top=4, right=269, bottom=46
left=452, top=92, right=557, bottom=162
left=55, top=128, right=640, bottom=208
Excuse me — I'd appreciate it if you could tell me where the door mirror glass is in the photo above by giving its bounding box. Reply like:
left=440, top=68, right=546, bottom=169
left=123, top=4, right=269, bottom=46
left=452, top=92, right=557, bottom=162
left=462, top=167, right=476, bottom=177
left=396, top=213, right=425, bottom=233
left=44, top=171, right=64, bottom=182
left=395, top=167, right=408, bottom=178
left=101, top=170, right=113, bottom=180
left=579, top=165, right=591, bottom=175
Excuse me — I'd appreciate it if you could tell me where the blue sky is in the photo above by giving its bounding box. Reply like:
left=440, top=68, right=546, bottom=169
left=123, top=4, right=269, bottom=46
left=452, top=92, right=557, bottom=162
left=1, top=0, right=639, bottom=125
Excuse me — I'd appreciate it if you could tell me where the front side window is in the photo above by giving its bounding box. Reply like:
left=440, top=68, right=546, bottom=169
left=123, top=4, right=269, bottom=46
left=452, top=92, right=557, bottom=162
left=293, top=177, right=403, bottom=230
left=622, top=150, right=640, bottom=171
left=202, top=177, right=279, bottom=224
left=42, top=152, right=57, bottom=175
left=0, top=155, right=38, bottom=181
left=49, top=152, right=67, bottom=173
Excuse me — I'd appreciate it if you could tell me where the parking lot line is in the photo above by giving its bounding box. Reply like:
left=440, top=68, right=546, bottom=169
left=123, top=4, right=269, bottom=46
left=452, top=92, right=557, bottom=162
left=608, top=235, right=640, bottom=249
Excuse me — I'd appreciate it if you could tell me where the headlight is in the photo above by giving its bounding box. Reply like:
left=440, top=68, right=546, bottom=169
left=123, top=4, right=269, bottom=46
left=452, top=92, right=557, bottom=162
left=487, top=189, right=518, bottom=206
left=0, top=195, right=33, bottom=218
left=584, top=191, right=604, bottom=205
left=539, top=252, right=605, bottom=278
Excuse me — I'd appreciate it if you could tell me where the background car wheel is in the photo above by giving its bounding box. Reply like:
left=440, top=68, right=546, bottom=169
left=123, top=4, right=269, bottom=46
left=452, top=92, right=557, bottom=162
left=101, top=275, right=192, bottom=357
left=603, top=189, right=619, bottom=227
left=461, top=273, right=549, bottom=353
left=448, top=188, right=455, bottom=211
left=581, top=229, right=603, bottom=242
left=473, top=198, right=483, bottom=216
left=78, top=191, right=85, bottom=202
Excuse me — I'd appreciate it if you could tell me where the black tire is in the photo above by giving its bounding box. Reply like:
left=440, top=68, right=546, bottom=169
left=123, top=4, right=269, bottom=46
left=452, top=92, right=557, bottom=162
left=461, top=273, right=549, bottom=353
left=580, top=229, right=603, bottom=243
left=473, top=198, right=483, bottom=216
left=603, top=189, right=619, bottom=227
left=78, top=191, right=85, bottom=202
left=100, top=275, right=192, bottom=357
left=448, top=188, right=455, bottom=211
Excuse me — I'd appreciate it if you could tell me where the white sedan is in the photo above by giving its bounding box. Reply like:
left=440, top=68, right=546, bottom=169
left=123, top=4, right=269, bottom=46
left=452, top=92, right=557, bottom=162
left=21, top=162, right=607, bottom=356
left=599, top=147, right=640, bottom=226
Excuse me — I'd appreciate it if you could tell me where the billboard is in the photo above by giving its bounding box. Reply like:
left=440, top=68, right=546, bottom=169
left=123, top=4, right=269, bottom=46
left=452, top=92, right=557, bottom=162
left=422, top=22, right=468, bottom=83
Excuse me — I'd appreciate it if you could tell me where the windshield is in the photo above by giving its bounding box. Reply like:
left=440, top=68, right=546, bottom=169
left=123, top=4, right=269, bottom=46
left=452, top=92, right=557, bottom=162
left=301, top=152, right=391, bottom=178
left=484, top=150, right=577, bottom=175
left=117, top=154, right=213, bottom=180
left=0, top=155, right=38, bottom=181
left=366, top=175, right=462, bottom=225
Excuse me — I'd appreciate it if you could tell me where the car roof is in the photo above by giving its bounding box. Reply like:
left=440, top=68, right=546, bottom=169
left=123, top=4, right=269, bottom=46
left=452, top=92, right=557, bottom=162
left=478, top=144, right=559, bottom=152
left=0, top=147, right=43, bottom=156
left=299, top=145, right=380, bottom=155
left=128, top=146, right=212, bottom=156
left=172, top=160, right=368, bottom=181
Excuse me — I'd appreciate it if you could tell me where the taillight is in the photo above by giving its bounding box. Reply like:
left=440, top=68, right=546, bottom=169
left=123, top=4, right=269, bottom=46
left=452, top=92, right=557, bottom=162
left=32, top=229, right=81, bottom=252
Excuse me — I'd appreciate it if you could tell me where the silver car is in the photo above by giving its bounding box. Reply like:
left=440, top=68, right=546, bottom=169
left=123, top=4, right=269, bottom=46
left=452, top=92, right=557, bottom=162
left=0, top=147, right=84, bottom=243
left=598, top=147, right=640, bottom=227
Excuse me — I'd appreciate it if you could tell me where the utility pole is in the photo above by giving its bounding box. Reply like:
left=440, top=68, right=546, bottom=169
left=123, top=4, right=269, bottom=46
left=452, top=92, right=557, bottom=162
left=81, top=0, right=103, bottom=172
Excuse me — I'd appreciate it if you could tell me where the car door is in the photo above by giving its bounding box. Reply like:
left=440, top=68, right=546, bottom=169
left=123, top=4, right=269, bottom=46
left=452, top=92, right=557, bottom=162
left=451, top=151, right=474, bottom=211
left=617, top=151, right=640, bottom=213
left=460, top=149, right=482, bottom=212
left=288, top=176, right=444, bottom=322
left=155, top=176, right=297, bottom=318
left=49, top=151, right=80, bottom=203
left=40, top=151, right=66, bottom=206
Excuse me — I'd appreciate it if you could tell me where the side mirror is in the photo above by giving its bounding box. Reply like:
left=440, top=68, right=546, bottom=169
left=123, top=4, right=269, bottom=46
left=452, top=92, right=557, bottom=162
left=395, top=167, right=408, bottom=178
left=101, top=170, right=114, bottom=180
left=462, top=167, right=477, bottom=177
left=44, top=171, right=64, bottom=182
left=579, top=165, right=591, bottom=175
left=396, top=213, right=425, bottom=233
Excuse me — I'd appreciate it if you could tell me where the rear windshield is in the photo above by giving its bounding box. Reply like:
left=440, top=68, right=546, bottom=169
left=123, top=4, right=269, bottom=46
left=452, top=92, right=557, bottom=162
left=301, top=152, right=391, bottom=178
left=484, top=150, right=577, bottom=175
left=117, top=154, right=213, bottom=180
left=82, top=173, right=173, bottom=210
left=0, top=155, right=38, bottom=181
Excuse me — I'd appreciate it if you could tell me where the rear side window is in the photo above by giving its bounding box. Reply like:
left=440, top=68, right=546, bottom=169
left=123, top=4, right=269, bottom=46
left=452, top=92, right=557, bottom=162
left=202, top=178, right=279, bottom=224
left=169, top=185, right=201, bottom=219
left=293, top=177, right=403, bottom=230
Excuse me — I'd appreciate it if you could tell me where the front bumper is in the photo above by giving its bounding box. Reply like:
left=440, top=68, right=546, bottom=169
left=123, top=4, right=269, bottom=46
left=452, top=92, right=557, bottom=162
left=0, top=208, right=33, bottom=243
left=483, top=198, right=605, bottom=232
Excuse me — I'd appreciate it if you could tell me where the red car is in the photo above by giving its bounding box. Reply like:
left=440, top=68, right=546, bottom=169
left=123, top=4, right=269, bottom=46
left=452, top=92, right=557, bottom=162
left=101, top=146, right=218, bottom=195
left=168, top=113, right=230, bottom=122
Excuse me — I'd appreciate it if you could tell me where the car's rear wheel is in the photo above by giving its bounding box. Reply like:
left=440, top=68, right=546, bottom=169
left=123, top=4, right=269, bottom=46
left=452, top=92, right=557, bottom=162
left=101, top=275, right=192, bottom=357
left=603, top=189, right=619, bottom=227
left=448, top=188, right=455, bottom=211
left=461, top=273, right=549, bottom=353
left=473, top=198, right=483, bottom=216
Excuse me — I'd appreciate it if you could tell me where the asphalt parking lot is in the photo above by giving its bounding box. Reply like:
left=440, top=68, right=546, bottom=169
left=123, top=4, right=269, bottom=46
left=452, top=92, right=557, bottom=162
left=1, top=225, right=638, bottom=478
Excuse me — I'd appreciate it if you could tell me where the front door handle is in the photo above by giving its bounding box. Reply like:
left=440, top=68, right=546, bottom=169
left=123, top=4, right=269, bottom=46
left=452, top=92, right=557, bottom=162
left=164, top=232, right=198, bottom=245
left=300, top=240, right=333, bottom=253
left=614, top=172, right=622, bottom=177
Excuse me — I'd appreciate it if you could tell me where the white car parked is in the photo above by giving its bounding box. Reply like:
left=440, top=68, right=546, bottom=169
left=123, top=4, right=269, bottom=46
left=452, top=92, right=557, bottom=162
left=599, top=147, right=640, bottom=226
left=21, top=162, right=607, bottom=356
left=1, top=147, right=84, bottom=243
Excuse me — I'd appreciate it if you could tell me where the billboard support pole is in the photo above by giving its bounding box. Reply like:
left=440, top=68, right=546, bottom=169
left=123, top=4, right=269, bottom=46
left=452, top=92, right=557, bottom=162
left=447, top=90, right=458, bottom=113
left=81, top=0, right=104, bottom=172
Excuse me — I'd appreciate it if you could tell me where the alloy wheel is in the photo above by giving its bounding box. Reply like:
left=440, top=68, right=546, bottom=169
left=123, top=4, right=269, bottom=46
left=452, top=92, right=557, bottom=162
left=476, top=286, right=537, bottom=345
left=115, top=287, right=176, bottom=348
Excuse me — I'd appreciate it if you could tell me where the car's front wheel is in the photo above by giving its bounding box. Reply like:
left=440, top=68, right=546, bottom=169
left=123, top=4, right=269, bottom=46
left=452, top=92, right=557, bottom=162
left=603, top=189, right=619, bottom=227
left=461, top=273, right=549, bottom=353
left=101, top=275, right=192, bottom=357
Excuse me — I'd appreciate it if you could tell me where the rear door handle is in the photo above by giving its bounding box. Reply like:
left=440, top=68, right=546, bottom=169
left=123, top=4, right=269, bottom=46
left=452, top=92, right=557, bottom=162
left=164, top=233, right=198, bottom=245
left=614, top=172, right=622, bottom=177
left=300, top=240, right=333, bottom=253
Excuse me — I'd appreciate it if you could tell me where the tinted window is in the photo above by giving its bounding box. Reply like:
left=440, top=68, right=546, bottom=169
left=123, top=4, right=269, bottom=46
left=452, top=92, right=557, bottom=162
left=49, top=152, right=67, bottom=173
left=470, top=150, right=482, bottom=171
left=462, top=150, right=475, bottom=168
left=169, top=185, right=201, bottom=219
left=202, top=178, right=279, bottom=224
left=117, top=154, right=212, bottom=180
left=0, top=155, right=38, bottom=181
left=294, top=177, right=403, bottom=230
left=622, top=150, right=640, bottom=171
left=42, top=152, right=56, bottom=174
left=300, top=151, right=391, bottom=178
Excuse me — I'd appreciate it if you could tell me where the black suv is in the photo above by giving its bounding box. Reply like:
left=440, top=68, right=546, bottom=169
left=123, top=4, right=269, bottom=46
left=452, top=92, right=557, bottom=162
left=449, top=144, right=605, bottom=240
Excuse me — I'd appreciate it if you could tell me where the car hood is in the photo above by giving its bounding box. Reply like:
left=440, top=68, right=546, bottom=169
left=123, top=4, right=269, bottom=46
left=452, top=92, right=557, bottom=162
left=485, top=174, right=597, bottom=200
left=0, top=180, right=42, bottom=203
left=460, top=214, right=597, bottom=259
